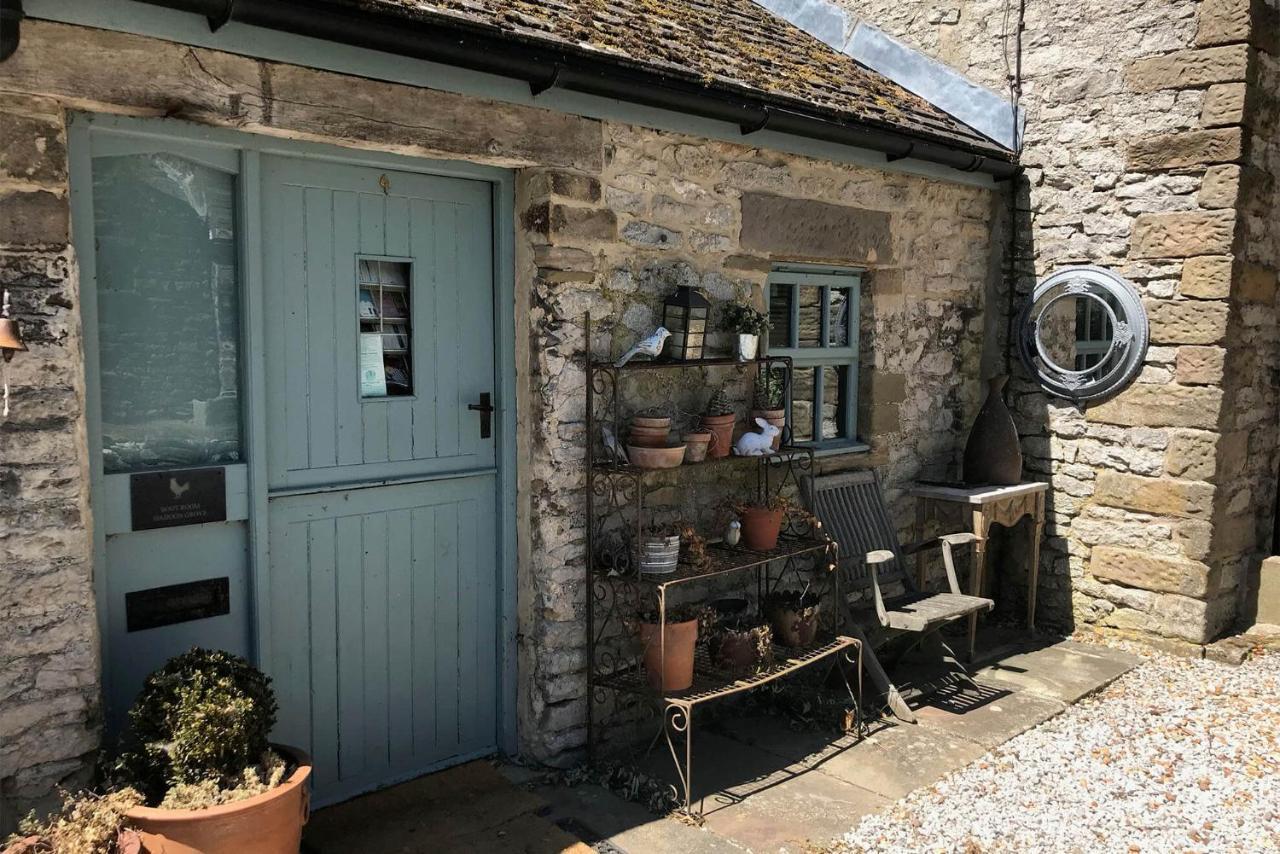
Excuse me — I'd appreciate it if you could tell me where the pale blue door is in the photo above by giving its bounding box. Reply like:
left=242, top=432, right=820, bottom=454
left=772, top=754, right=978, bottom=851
left=260, top=155, right=499, bottom=805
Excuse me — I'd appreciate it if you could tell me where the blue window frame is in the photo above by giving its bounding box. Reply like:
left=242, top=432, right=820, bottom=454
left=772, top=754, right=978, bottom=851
left=765, top=266, right=863, bottom=452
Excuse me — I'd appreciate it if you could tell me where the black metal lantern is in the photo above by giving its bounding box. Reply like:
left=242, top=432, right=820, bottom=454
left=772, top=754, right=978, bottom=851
left=661, top=286, right=710, bottom=360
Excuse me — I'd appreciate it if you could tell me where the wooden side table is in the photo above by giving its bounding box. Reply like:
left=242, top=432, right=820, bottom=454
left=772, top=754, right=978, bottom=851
left=909, top=482, right=1048, bottom=658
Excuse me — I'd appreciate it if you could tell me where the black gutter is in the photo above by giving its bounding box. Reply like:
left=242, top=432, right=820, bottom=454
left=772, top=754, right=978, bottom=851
left=37, top=0, right=1020, bottom=178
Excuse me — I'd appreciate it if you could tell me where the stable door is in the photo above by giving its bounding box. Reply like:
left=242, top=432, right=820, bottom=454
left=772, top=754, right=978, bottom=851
left=260, top=155, right=500, bottom=805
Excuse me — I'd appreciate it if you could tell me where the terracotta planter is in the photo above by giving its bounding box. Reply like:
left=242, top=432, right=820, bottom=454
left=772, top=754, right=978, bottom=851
left=631, top=415, right=672, bottom=430
left=628, top=425, right=670, bottom=448
left=125, top=745, right=311, bottom=854
left=739, top=506, right=784, bottom=551
left=682, top=431, right=712, bottom=463
left=701, top=412, right=735, bottom=459
left=767, top=600, right=821, bottom=648
left=627, top=443, right=686, bottom=469
left=709, top=621, right=773, bottom=672
left=638, top=618, right=698, bottom=691
left=752, top=408, right=785, bottom=451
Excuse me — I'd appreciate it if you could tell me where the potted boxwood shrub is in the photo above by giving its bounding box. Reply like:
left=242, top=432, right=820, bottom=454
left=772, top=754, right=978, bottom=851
left=700, top=386, right=736, bottom=459
left=765, top=588, right=822, bottom=648
left=752, top=367, right=786, bottom=451
left=634, top=605, right=705, bottom=691
left=719, top=302, right=771, bottom=361
left=109, top=648, right=312, bottom=854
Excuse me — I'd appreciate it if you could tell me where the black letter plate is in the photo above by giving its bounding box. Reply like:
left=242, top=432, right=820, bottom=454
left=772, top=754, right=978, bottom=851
left=130, top=467, right=227, bottom=531
left=126, top=577, right=231, bottom=632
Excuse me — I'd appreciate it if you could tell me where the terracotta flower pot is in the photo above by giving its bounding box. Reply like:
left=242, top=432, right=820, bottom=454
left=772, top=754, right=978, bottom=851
left=701, top=412, right=735, bottom=459
left=752, top=408, right=785, bottom=450
left=638, top=618, right=699, bottom=691
left=628, top=425, right=670, bottom=448
left=125, top=745, right=312, bottom=854
left=739, top=506, right=784, bottom=551
left=682, top=431, right=712, bottom=463
left=767, top=600, right=821, bottom=648
left=627, top=443, right=686, bottom=470
left=631, top=415, right=672, bottom=430
left=708, top=621, right=773, bottom=672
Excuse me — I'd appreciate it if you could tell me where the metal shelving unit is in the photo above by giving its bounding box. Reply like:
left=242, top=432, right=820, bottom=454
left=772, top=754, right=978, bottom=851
left=583, top=314, right=863, bottom=817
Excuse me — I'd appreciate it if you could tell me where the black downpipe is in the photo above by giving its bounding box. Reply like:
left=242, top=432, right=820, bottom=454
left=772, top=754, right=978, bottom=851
left=0, top=0, right=23, bottom=62
left=129, top=0, right=1021, bottom=178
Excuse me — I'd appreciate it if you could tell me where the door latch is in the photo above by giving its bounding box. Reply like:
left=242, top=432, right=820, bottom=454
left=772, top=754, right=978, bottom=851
left=468, top=392, right=495, bottom=439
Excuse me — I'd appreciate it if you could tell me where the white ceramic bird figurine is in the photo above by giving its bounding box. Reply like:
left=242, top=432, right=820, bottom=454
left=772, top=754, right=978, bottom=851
left=614, top=327, right=671, bottom=367
left=723, top=519, right=741, bottom=547
left=601, top=424, right=628, bottom=464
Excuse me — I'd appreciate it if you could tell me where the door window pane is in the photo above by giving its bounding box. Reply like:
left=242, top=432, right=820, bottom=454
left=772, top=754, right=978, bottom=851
left=769, top=285, right=793, bottom=348
left=828, top=288, right=852, bottom=346
left=93, top=153, right=242, bottom=473
left=358, top=259, right=413, bottom=398
left=791, top=368, right=817, bottom=442
left=821, top=366, right=847, bottom=439
left=797, top=286, right=822, bottom=347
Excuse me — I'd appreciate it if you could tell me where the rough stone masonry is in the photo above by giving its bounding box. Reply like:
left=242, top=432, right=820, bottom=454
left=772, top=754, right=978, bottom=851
left=0, top=19, right=1001, bottom=826
left=841, top=0, right=1280, bottom=646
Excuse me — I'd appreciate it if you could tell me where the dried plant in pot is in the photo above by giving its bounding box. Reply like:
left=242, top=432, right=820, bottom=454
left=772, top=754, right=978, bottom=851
left=764, top=588, right=822, bottom=648
left=700, top=386, right=736, bottom=459
left=706, top=615, right=774, bottom=673
left=105, top=648, right=312, bottom=854
left=629, top=406, right=672, bottom=448
left=634, top=605, right=705, bottom=692
left=752, top=367, right=786, bottom=450
left=730, top=495, right=790, bottom=551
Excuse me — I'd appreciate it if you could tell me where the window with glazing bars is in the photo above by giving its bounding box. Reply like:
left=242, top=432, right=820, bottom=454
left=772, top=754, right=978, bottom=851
left=765, top=267, right=862, bottom=450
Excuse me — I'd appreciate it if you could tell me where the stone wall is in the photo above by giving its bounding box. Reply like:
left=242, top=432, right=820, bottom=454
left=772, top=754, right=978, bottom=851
left=839, top=0, right=1280, bottom=644
left=0, top=18, right=1001, bottom=819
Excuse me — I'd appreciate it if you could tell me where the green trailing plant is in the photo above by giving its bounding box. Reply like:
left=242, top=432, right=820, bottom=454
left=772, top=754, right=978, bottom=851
left=753, top=367, right=786, bottom=410
left=109, top=648, right=279, bottom=806
left=704, top=386, right=733, bottom=417
left=719, top=302, right=771, bottom=336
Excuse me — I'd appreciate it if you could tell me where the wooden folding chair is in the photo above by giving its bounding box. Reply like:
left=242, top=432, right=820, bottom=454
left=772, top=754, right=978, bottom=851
left=806, top=469, right=993, bottom=722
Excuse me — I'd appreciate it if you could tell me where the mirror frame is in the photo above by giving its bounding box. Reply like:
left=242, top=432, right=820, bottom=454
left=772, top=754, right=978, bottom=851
left=1016, top=265, right=1149, bottom=403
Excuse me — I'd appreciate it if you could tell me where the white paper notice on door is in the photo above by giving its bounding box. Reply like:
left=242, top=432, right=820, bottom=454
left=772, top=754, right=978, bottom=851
left=359, top=333, right=387, bottom=398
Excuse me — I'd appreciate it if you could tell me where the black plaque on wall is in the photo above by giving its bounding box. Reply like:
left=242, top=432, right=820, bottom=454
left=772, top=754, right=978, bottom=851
left=130, top=467, right=226, bottom=531
left=126, top=577, right=231, bottom=632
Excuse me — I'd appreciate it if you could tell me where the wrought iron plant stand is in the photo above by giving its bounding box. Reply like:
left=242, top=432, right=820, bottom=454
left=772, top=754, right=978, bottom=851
left=584, top=316, right=864, bottom=818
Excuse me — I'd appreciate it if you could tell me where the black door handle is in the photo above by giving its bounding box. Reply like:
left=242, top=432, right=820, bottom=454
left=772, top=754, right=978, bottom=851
left=467, top=392, right=494, bottom=439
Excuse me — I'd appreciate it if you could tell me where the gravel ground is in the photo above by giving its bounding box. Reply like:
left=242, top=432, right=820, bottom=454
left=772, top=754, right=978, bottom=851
left=839, top=644, right=1280, bottom=853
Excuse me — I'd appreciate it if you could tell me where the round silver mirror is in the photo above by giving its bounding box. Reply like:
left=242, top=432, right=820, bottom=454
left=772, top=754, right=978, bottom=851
left=1017, top=266, right=1147, bottom=402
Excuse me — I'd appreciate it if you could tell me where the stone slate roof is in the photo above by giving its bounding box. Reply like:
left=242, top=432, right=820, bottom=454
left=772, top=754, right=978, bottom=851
left=342, top=0, right=1012, bottom=158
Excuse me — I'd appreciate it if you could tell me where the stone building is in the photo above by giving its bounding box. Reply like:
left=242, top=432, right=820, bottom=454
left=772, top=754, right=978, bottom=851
left=0, top=0, right=1274, bottom=831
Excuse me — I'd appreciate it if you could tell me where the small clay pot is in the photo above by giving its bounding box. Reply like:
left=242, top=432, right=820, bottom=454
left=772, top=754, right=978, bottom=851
left=627, top=443, right=686, bottom=469
left=628, top=425, right=670, bottom=447
left=752, top=408, right=785, bottom=451
left=767, top=598, right=821, bottom=648
left=682, top=431, right=712, bottom=463
left=638, top=617, right=699, bottom=691
left=126, top=745, right=312, bottom=854
left=701, top=412, right=736, bottom=459
left=631, top=414, right=672, bottom=430
left=739, top=505, right=784, bottom=551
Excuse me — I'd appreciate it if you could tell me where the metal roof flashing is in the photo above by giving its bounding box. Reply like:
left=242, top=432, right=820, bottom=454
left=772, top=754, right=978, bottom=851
left=752, top=0, right=1024, bottom=152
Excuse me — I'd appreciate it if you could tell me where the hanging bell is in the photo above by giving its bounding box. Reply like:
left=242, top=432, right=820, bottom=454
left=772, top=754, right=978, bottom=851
left=0, top=290, right=26, bottom=362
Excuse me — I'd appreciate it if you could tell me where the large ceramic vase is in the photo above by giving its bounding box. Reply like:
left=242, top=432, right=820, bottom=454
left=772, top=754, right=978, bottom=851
left=962, top=375, right=1022, bottom=486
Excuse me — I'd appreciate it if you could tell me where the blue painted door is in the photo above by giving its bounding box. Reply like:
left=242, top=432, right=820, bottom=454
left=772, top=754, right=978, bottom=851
left=260, top=156, right=499, bottom=805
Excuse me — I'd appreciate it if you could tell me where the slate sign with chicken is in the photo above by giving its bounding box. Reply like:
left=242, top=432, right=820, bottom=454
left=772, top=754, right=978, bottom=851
left=129, top=467, right=227, bottom=531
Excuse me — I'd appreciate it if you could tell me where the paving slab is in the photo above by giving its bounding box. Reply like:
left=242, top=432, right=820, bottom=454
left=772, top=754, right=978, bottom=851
left=911, top=682, right=1065, bottom=749
left=640, top=730, right=891, bottom=852
left=711, top=716, right=988, bottom=801
left=534, top=779, right=745, bottom=854
left=304, top=760, right=591, bottom=854
left=975, top=638, right=1140, bottom=703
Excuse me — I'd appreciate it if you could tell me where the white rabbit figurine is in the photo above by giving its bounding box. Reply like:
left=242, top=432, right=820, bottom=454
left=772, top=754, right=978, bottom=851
left=734, top=417, right=781, bottom=456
